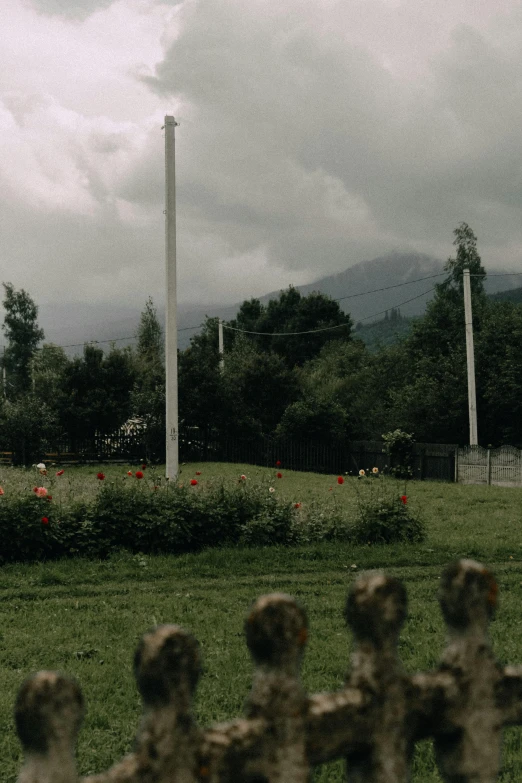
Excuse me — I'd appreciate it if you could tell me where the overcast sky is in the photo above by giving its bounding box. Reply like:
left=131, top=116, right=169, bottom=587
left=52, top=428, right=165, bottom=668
left=1, top=0, right=521, bottom=311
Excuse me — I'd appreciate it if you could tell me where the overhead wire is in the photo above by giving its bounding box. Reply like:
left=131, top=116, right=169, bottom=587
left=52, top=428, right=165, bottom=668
left=1, top=268, right=520, bottom=350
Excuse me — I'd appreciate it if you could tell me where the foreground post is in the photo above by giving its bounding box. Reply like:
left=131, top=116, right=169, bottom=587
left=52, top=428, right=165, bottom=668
left=14, top=560, right=522, bottom=782
left=165, top=115, right=179, bottom=480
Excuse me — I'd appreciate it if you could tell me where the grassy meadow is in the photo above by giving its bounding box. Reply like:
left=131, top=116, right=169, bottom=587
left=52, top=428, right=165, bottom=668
left=2, top=461, right=522, bottom=781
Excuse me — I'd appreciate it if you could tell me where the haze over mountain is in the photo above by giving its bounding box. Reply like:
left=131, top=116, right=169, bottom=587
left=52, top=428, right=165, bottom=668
left=29, top=252, right=522, bottom=353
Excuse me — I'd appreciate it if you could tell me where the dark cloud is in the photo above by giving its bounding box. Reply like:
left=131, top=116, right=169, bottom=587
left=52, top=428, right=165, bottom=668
left=144, top=0, right=522, bottom=276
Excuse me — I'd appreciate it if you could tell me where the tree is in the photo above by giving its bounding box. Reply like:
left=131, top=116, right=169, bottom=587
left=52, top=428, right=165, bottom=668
left=0, top=395, right=59, bottom=465
left=442, top=222, right=486, bottom=296
left=61, top=344, right=136, bottom=446
left=230, top=287, right=353, bottom=368
left=2, top=283, right=44, bottom=396
left=178, top=317, right=225, bottom=438
left=221, top=337, right=299, bottom=435
left=131, top=298, right=165, bottom=462
left=382, top=223, right=488, bottom=443
left=136, top=296, right=163, bottom=364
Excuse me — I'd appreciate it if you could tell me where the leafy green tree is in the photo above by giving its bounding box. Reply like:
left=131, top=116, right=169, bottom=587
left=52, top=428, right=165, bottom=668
left=230, top=287, right=352, bottom=367
left=61, top=344, right=136, bottom=446
left=477, top=301, right=522, bottom=445
left=385, top=223, right=487, bottom=443
left=1, top=283, right=44, bottom=396
left=221, top=337, right=298, bottom=435
left=276, top=397, right=348, bottom=441
left=0, top=394, right=58, bottom=465
left=178, top=317, right=224, bottom=439
left=131, top=298, right=165, bottom=461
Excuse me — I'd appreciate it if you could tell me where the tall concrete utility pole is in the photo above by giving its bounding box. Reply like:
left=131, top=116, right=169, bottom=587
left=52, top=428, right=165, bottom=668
left=463, top=268, right=478, bottom=446
left=218, top=319, right=224, bottom=372
left=164, top=115, right=179, bottom=479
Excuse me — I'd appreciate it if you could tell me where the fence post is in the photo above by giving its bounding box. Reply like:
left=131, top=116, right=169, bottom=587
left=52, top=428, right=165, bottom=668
left=454, top=448, right=459, bottom=483
left=487, top=449, right=491, bottom=485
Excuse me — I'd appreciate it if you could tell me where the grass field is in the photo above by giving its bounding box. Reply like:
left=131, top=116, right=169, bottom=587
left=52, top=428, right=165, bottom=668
left=2, top=462, right=522, bottom=781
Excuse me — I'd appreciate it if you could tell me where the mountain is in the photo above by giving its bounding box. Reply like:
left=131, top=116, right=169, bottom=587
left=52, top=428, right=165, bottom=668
left=28, top=252, right=522, bottom=353
left=489, top=286, right=522, bottom=305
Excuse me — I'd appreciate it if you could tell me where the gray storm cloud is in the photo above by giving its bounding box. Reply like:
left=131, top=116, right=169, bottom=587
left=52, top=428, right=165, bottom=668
left=0, top=0, right=521, bottom=315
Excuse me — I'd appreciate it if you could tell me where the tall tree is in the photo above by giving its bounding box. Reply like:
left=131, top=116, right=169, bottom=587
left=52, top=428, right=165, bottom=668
left=131, top=298, right=165, bottom=461
left=230, top=287, right=353, bottom=368
left=2, top=283, right=44, bottom=396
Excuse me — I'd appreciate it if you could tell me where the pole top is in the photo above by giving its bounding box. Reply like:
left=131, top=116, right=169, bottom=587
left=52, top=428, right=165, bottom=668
left=164, top=115, right=179, bottom=126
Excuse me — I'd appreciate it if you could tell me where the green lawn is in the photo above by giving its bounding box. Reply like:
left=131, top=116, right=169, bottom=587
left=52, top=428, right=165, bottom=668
left=2, top=462, right=522, bottom=781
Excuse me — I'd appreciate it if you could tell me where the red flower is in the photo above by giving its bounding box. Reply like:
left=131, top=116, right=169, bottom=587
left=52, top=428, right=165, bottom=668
left=41, top=517, right=49, bottom=525
left=97, top=472, right=105, bottom=480
left=47, top=495, right=53, bottom=501
left=56, top=470, right=64, bottom=476
left=195, top=471, right=202, bottom=475
left=400, top=495, right=407, bottom=505
left=33, top=487, right=38, bottom=493
left=294, top=502, right=302, bottom=509
left=276, top=472, right=282, bottom=479
left=337, top=476, right=344, bottom=485
left=190, top=479, right=198, bottom=486
left=135, top=471, right=144, bottom=479
left=127, top=471, right=133, bottom=476
left=141, top=464, right=147, bottom=470
left=276, top=460, right=281, bottom=467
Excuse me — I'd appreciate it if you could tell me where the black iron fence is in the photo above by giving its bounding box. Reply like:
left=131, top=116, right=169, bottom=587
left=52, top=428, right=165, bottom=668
left=1, top=430, right=458, bottom=481
left=179, top=433, right=457, bottom=481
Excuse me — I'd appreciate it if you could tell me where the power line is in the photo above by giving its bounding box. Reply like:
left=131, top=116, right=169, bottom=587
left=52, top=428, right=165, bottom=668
left=223, top=284, right=440, bottom=337
left=332, top=271, right=447, bottom=303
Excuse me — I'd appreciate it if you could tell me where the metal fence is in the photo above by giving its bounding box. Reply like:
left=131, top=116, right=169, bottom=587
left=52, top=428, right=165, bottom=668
left=12, top=559, right=522, bottom=782
left=180, top=434, right=458, bottom=481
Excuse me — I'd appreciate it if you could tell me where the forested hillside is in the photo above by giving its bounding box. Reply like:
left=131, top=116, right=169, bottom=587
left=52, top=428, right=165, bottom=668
left=2, top=224, right=522, bottom=462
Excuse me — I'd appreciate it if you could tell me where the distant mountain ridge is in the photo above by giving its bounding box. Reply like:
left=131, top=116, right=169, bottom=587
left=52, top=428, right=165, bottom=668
left=30, top=252, right=522, bottom=353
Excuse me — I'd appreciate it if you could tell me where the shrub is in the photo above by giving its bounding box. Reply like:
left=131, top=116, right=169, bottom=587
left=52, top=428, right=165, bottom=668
left=352, top=473, right=425, bottom=545
left=382, top=429, right=415, bottom=479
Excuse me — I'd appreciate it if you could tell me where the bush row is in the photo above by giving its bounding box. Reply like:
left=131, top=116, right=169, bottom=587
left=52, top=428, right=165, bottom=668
left=0, top=480, right=426, bottom=564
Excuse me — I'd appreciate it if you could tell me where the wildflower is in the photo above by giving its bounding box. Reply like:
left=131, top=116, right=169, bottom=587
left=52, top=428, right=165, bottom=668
left=276, top=472, right=282, bottom=479
left=372, top=467, right=379, bottom=474
left=195, top=471, right=202, bottom=475
left=47, top=495, right=53, bottom=501
left=141, top=464, right=147, bottom=470
left=56, top=470, right=64, bottom=476
left=36, top=462, right=46, bottom=470
left=276, top=460, right=281, bottom=467
left=127, top=471, right=133, bottom=476
left=359, top=469, right=365, bottom=476
left=337, top=476, right=344, bottom=485
left=97, top=472, right=105, bottom=480
left=294, top=502, right=301, bottom=509
left=0, top=487, right=4, bottom=496
left=40, top=469, right=47, bottom=475
left=401, top=495, right=408, bottom=505
left=269, top=487, right=275, bottom=493
left=190, top=479, right=198, bottom=486
left=35, top=487, right=48, bottom=498
left=240, top=474, right=247, bottom=480
left=33, top=487, right=38, bottom=493
left=41, top=517, right=49, bottom=525
left=135, top=471, right=144, bottom=479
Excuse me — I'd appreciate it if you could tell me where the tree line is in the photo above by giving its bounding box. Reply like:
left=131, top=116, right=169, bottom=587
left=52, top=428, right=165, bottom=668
left=1, top=223, right=521, bottom=463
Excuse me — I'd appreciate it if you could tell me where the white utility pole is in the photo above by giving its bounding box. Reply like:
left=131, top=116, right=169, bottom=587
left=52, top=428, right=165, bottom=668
left=218, top=319, right=224, bottom=372
left=463, top=268, right=478, bottom=446
left=165, top=115, right=179, bottom=479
